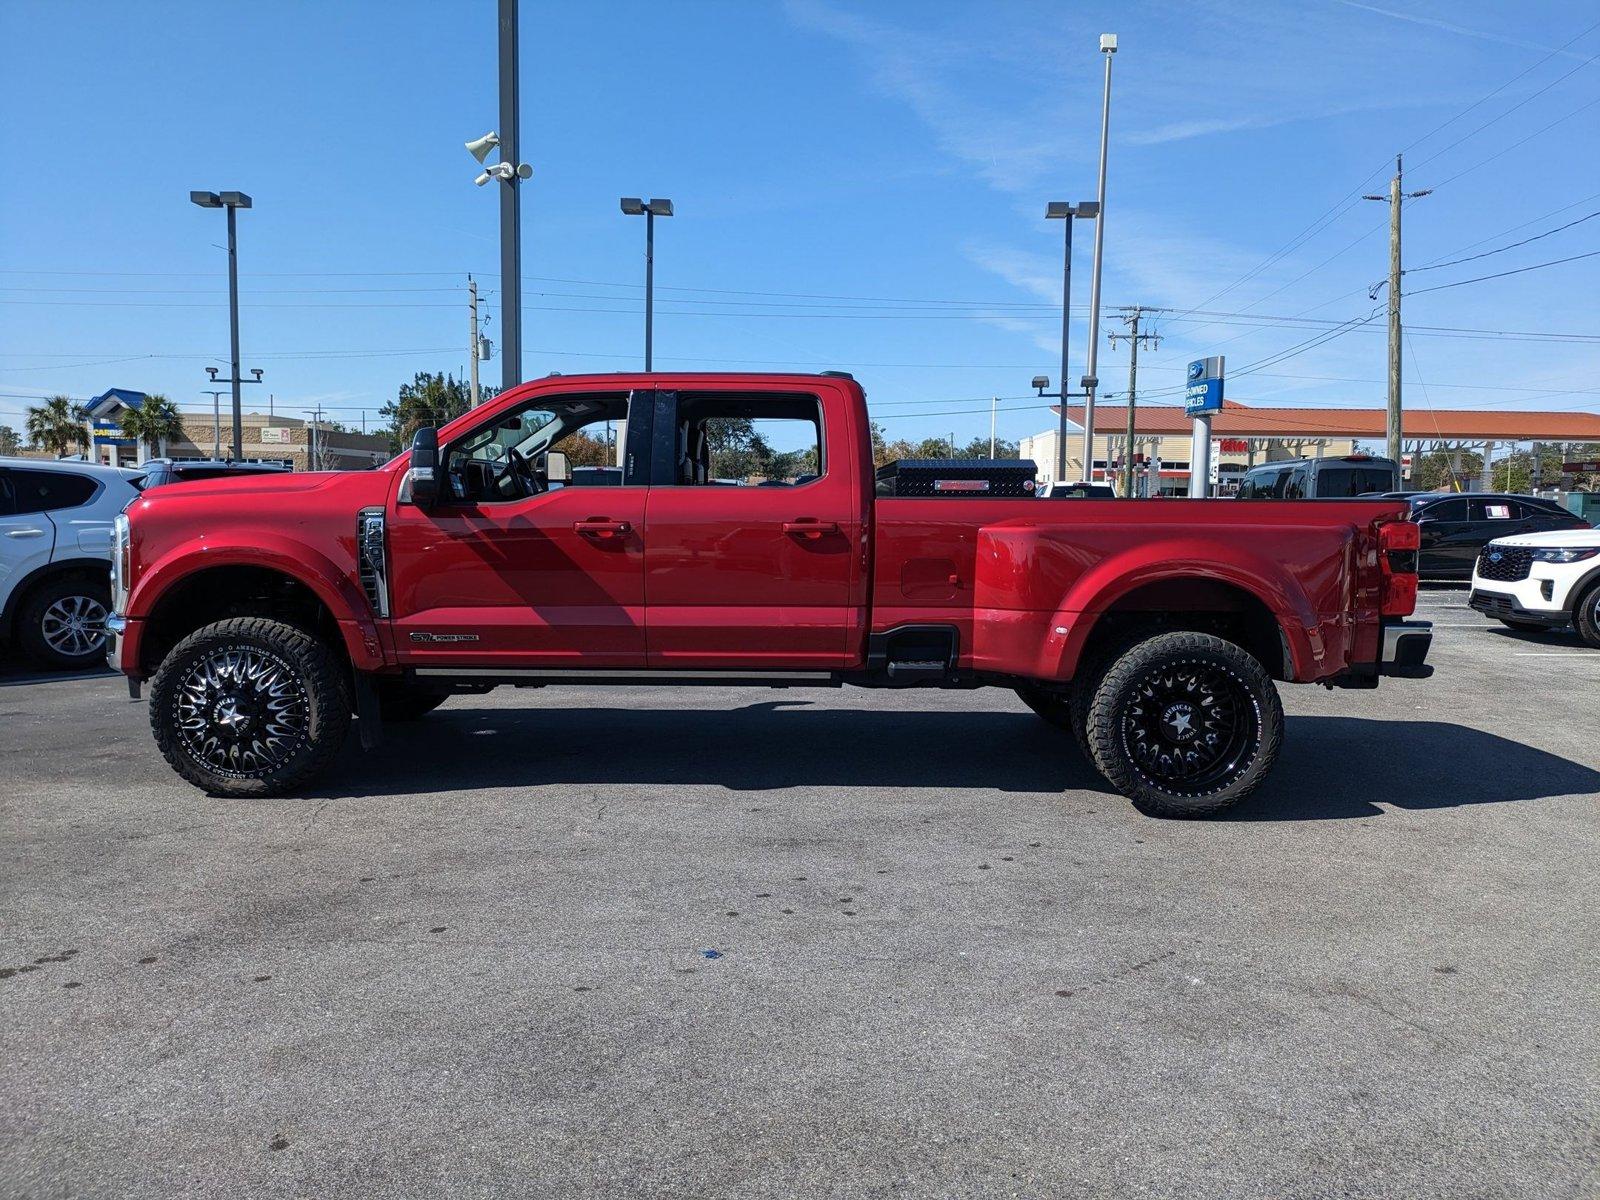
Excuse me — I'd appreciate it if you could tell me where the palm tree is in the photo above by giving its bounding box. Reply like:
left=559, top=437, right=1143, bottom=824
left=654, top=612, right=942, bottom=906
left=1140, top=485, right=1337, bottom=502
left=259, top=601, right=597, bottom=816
left=25, top=395, right=87, bottom=458
left=118, top=393, right=184, bottom=461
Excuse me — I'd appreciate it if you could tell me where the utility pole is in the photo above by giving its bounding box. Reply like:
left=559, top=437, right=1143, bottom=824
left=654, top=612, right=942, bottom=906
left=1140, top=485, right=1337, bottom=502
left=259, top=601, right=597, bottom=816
left=989, top=397, right=998, bottom=458
left=1108, top=306, right=1160, bottom=498
left=1364, top=155, right=1430, bottom=464
left=202, top=389, right=227, bottom=459
left=498, top=0, right=522, bottom=389
left=1081, top=33, right=1117, bottom=483
left=468, top=276, right=482, bottom=407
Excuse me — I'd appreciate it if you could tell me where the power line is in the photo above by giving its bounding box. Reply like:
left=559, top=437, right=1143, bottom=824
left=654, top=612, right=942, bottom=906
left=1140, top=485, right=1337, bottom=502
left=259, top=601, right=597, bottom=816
left=1407, top=208, right=1600, bottom=273
left=1429, top=92, right=1600, bottom=190
left=1407, top=248, right=1600, bottom=294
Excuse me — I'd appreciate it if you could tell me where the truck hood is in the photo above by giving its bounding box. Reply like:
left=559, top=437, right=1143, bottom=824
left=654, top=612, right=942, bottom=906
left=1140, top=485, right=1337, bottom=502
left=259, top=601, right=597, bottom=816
left=1486, top=527, right=1600, bottom=548
left=127, top=468, right=395, bottom=531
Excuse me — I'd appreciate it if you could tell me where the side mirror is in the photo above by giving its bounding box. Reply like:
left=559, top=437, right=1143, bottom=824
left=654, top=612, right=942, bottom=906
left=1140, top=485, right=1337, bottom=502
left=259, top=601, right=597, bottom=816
left=541, top=449, right=570, bottom=485
left=400, top=427, right=439, bottom=506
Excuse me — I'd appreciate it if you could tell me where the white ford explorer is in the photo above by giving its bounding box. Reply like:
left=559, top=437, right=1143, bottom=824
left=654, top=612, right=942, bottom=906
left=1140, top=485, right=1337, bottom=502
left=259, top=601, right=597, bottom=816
left=1469, top=526, right=1600, bottom=648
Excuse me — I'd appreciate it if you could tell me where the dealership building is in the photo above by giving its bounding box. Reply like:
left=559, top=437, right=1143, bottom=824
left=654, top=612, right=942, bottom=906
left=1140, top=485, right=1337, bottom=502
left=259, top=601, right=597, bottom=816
left=78, top=389, right=392, bottom=472
left=1021, top=400, right=1600, bottom=495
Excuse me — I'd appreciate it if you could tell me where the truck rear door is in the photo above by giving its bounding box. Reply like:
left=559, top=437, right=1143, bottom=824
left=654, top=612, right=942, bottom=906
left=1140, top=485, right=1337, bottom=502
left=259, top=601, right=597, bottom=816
left=641, top=388, right=863, bottom=669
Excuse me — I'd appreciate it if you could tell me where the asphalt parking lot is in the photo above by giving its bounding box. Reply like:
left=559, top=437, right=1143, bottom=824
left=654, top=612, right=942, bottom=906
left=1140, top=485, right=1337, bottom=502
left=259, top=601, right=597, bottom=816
left=2, top=588, right=1597, bottom=1200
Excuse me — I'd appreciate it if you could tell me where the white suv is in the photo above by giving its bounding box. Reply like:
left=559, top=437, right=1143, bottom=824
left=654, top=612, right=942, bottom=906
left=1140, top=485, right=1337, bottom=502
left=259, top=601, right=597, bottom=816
left=1469, top=527, right=1600, bottom=648
left=0, top=457, right=143, bottom=668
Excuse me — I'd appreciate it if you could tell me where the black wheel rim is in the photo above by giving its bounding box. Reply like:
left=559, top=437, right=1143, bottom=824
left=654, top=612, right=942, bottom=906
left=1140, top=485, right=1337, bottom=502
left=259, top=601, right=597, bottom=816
left=1119, top=658, right=1261, bottom=797
left=173, top=646, right=310, bottom=777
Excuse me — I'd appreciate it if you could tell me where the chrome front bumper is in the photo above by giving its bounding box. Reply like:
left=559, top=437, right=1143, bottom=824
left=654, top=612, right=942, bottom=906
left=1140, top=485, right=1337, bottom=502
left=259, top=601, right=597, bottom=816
left=105, top=613, right=128, bottom=673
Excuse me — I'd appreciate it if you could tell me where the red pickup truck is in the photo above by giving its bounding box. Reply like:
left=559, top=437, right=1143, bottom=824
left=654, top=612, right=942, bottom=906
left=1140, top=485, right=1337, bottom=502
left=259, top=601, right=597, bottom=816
left=107, top=372, right=1431, bottom=817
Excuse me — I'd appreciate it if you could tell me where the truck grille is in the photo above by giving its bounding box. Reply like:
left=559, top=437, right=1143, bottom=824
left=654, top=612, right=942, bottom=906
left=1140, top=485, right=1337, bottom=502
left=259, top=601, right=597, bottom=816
left=1475, top=546, right=1531, bottom=582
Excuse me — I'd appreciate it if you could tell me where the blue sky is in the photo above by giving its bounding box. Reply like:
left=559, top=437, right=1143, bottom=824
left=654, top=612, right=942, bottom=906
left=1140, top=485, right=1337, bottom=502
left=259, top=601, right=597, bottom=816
left=1, top=0, right=1596, bottom=448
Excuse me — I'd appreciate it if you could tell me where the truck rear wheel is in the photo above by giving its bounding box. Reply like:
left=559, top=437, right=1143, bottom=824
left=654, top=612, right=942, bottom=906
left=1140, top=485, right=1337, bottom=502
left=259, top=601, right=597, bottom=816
left=148, top=617, right=350, bottom=797
left=1015, top=677, right=1096, bottom=762
left=1085, top=631, right=1282, bottom=818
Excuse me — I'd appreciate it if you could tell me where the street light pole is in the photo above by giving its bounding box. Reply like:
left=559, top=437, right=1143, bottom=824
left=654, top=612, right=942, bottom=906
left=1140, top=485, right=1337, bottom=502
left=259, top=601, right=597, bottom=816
left=621, top=198, right=674, bottom=370
left=1045, top=201, right=1099, bottom=482
left=189, top=190, right=257, bottom=461
left=1081, top=34, right=1117, bottom=484
left=498, top=0, right=522, bottom=389
left=202, top=389, right=227, bottom=459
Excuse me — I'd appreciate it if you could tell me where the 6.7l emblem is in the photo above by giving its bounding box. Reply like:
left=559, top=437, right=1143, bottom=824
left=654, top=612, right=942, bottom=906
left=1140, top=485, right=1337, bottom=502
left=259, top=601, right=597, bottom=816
left=409, top=632, right=481, bottom=643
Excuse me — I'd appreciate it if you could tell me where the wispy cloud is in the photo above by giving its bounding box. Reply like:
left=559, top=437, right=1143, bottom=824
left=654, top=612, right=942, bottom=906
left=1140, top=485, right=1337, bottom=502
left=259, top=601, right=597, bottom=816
left=1334, top=1, right=1594, bottom=58
left=783, top=0, right=1086, bottom=194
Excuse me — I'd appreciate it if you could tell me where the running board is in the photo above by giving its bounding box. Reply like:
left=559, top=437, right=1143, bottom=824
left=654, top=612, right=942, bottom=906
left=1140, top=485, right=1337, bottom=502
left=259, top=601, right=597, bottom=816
left=410, top=667, right=841, bottom=689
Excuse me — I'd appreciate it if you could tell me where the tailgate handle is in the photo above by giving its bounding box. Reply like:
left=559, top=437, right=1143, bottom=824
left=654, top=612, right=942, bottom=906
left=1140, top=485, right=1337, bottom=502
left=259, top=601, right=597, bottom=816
left=574, top=519, right=632, bottom=539
left=783, top=520, right=839, bottom=540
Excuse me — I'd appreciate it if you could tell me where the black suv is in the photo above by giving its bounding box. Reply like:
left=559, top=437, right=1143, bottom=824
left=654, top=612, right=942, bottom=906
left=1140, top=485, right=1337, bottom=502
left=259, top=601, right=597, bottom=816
left=135, top=459, right=291, bottom=490
left=1408, top=492, right=1589, bottom=580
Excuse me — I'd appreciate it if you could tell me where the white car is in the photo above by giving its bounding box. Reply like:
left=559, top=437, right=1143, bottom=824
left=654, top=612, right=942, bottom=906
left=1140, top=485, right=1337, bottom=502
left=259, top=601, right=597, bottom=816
left=0, top=457, right=143, bottom=668
left=1468, top=526, right=1600, bottom=648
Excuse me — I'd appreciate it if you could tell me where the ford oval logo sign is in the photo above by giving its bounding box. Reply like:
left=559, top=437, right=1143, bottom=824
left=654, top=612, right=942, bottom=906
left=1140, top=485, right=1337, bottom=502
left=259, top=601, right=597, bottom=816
left=1489, top=551, right=1503, bottom=562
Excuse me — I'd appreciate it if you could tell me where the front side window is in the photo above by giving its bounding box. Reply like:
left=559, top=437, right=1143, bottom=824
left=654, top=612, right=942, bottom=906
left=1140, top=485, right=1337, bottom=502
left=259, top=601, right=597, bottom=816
left=671, top=395, right=823, bottom=486
left=443, top=393, right=629, bottom=504
left=9, top=469, right=98, bottom=514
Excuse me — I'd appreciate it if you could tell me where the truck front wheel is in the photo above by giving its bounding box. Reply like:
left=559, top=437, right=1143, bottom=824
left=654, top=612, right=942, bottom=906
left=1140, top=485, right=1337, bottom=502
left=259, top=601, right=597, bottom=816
left=148, top=617, right=350, bottom=797
left=1085, top=631, right=1282, bottom=818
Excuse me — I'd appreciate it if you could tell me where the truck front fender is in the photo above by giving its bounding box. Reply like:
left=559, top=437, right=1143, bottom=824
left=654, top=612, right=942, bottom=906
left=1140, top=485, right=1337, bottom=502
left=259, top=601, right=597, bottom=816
left=128, top=533, right=384, bottom=671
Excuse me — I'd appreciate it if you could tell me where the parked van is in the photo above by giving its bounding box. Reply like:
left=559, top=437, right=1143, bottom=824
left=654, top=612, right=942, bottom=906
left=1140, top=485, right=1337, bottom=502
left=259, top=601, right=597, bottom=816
left=1236, top=454, right=1400, bottom=500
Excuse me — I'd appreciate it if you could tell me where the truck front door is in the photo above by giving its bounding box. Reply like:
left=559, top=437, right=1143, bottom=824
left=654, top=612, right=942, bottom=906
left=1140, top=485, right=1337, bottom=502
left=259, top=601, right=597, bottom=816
left=386, top=390, right=648, bottom=670
left=641, top=389, right=863, bottom=670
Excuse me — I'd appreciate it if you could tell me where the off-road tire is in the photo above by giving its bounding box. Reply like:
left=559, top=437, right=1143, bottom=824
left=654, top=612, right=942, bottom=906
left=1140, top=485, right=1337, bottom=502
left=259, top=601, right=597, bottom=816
left=1497, top=618, right=1550, bottom=634
left=17, top=573, right=111, bottom=670
left=149, top=617, right=350, bottom=797
left=376, top=682, right=450, bottom=722
left=1574, top=578, right=1600, bottom=650
left=1086, top=631, right=1283, bottom=819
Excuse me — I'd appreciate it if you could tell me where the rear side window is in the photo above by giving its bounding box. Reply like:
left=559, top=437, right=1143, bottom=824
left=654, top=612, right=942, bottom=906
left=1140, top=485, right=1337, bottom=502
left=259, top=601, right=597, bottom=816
left=672, top=394, right=823, bottom=486
left=0, top=473, right=15, bottom=516
left=1471, top=499, right=1519, bottom=522
left=1282, top=467, right=1310, bottom=499
left=1315, top=466, right=1395, bottom=497
left=8, top=469, right=98, bottom=514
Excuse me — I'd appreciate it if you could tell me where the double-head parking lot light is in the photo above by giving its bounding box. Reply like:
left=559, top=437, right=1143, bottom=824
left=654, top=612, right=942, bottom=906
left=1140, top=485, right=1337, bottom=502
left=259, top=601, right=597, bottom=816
left=621, top=197, right=673, bottom=369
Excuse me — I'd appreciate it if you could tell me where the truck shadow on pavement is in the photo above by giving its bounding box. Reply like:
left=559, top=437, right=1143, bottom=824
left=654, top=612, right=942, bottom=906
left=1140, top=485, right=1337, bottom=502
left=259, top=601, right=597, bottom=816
left=314, top=702, right=1600, bottom=821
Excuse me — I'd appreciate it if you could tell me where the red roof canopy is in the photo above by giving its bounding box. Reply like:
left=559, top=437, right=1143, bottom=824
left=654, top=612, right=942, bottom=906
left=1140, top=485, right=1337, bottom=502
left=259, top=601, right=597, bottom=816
left=1055, top=401, right=1600, bottom=441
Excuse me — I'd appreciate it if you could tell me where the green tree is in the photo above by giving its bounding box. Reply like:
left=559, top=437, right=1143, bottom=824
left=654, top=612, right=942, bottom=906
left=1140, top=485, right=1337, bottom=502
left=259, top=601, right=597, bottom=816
left=1411, top=448, right=1482, bottom=492
left=957, top=435, right=1020, bottom=460
left=25, top=395, right=87, bottom=457
left=117, top=393, right=184, bottom=460
left=0, top=424, right=20, bottom=455
left=380, top=372, right=494, bottom=451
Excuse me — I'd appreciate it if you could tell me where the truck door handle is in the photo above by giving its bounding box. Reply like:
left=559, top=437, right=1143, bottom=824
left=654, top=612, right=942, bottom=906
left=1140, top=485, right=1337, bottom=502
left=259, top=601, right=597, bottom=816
left=783, top=520, right=839, bottom=540
left=6, top=528, right=45, bottom=538
left=574, top=519, right=632, bottom=539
